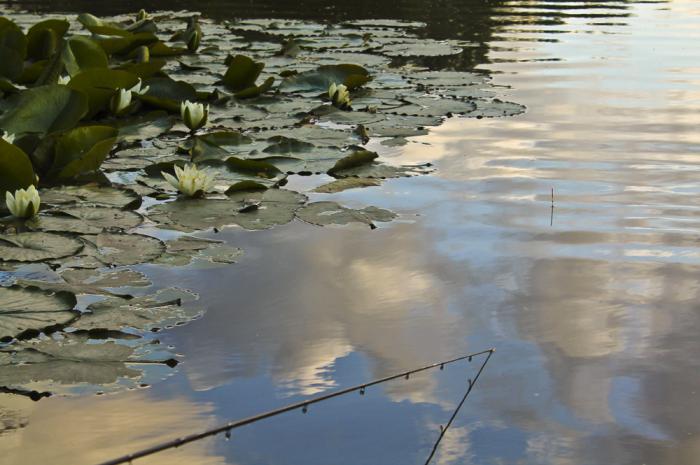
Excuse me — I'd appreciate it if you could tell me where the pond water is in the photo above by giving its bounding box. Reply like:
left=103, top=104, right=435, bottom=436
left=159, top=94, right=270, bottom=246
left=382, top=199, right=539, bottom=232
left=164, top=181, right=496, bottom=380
left=1, top=0, right=700, bottom=464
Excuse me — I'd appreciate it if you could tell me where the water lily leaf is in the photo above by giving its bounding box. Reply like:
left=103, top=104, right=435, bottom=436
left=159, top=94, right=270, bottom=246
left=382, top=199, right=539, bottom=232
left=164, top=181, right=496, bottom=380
left=329, top=162, right=433, bottom=179
left=62, top=36, right=109, bottom=76
left=327, top=150, right=378, bottom=175
left=222, top=54, right=264, bottom=92
left=67, top=68, right=139, bottom=118
left=0, top=285, right=77, bottom=340
left=0, top=43, right=23, bottom=82
left=0, top=17, right=27, bottom=60
left=281, top=64, right=371, bottom=93
left=84, top=232, right=165, bottom=266
left=296, top=201, right=396, bottom=228
left=74, top=288, right=201, bottom=332
left=0, top=84, right=88, bottom=137
left=0, top=232, right=83, bottom=263
left=116, top=59, right=167, bottom=79
left=0, top=333, right=177, bottom=395
left=225, top=156, right=282, bottom=178
left=40, top=185, right=141, bottom=209
left=60, top=268, right=150, bottom=289
left=375, top=38, right=464, bottom=57
left=25, top=207, right=142, bottom=234
left=234, top=76, right=275, bottom=99
left=95, top=32, right=158, bottom=56
left=467, top=98, right=527, bottom=118
left=139, top=77, right=197, bottom=112
left=50, top=126, right=118, bottom=180
left=225, top=180, right=268, bottom=194
left=0, top=139, right=35, bottom=197
left=115, top=110, right=174, bottom=143
left=147, top=41, right=187, bottom=57
left=263, top=135, right=315, bottom=154
left=26, top=20, right=69, bottom=60
left=155, top=235, right=243, bottom=266
left=148, top=188, right=306, bottom=232
left=185, top=130, right=254, bottom=162
left=312, top=177, right=381, bottom=193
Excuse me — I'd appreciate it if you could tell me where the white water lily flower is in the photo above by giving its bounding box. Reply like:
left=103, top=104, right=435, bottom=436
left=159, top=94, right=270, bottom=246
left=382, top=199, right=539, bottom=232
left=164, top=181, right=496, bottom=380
left=5, top=185, right=40, bottom=219
left=328, top=82, right=351, bottom=109
left=57, top=75, right=70, bottom=85
left=1, top=132, right=15, bottom=144
left=161, top=164, right=213, bottom=198
left=110, top=88, right=132, bottom=115
left=180, top=100, right=208, bottom=131
left=128, top=78, right=150, bottom=96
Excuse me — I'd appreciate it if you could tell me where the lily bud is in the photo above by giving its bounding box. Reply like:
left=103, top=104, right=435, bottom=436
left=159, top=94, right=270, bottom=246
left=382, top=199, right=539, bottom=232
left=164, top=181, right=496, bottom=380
left=110, top=88, right=133, bottom=115
left=57, top=75, right=70, bottom=85
left=135, top=45, right=150, bottom=63
left=161, top=164, right=213, bottom=198
left=136, top=9, right=150, bottom=21
left=180, top=100, right=208, bottom=131
left=5, top=185, right=40, bottom=219
left=328, top=82, right=351, bottom=109
left=186, top=24, right=202, bottom=52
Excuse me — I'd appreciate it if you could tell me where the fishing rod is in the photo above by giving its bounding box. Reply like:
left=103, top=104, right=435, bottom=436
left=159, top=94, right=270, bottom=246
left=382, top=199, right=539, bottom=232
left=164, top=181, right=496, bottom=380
left=96, top=348, right=495, bottom=465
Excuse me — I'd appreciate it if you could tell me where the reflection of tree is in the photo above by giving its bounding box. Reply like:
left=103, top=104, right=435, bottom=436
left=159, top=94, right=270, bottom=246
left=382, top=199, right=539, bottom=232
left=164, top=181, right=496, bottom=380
left=16, top=0, right=639, bottom=70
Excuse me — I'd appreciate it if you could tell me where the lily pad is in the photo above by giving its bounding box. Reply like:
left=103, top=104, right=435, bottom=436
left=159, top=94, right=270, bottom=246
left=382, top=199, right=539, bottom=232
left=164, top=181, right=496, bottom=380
left=281, top=64, right=371, bottom=92
left=0, top=232, right=83, bottom=263
left=0, top=84, right=88, bottom=137
left=0, top=139, right=35, bottom=197
left=40, top=185, right=141, bottom=209
left=26, top=207, right=143, bottom=234
left=115, top=111, right=175, bottom=143
left=296, top=201, right=396, bottom=228
left=49, top=125, right=118, bottom=180
left=0, top=284, right=77, bottom=340
left=83, top=232, right=165, bottom=266
left=155, top=235, right=243, bottom=266
left=147, top=188, right=306, bottom=232
left=312, top=177, right=381, bottom=193
left=0, top=333, right=176, bottom=395
left=74, top=288, right=201, bottom=332
left=60, top=268, right=151, bottom=289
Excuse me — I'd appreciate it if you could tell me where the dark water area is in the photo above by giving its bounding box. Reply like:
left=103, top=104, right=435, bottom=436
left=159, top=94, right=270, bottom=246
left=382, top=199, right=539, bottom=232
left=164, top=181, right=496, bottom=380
left=2, top=1, right=700, bottom=465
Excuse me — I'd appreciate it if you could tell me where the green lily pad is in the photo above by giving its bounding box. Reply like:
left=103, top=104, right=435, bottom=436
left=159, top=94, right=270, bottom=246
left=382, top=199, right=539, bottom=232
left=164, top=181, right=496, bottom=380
left=60, top=268, right=151, bottom=289
left=0, top=232, right=83, bottom=263
left=74, top=288, right=201, bottom=332
left=327, top=150, right=378, bottom=175
left=26, top=19, right=69, bottom=60
left=0, top=333, right=177, bottom=395
left=185, top=130, right=253, bottom=162
left=375, top=38, right=465, bottom=57
left=312, top=177, right=381, bottom=193
left=40, top=185, right=141, bottom=209
left=296, top=201, right=396, bottom=228
left=0, top=84, right=88, bottom=137
left=147, top=188, right=306, bottom=232
left=155, top=235, right=243, bottom=266
left=329, top=161, right=433, bottom=179
left=0, top=284, right=77, bottom=340
left=115, top=110, right=175, bottom=143
left=49, top=125, right=118, bottom=180
left=0, top=139, right=35, bottom=197
left=67, top=68, right=139, bottom=118
left=25, top=207, right=143, bottom=234
left=281, top=64, right=371, bottom=93
left=223, top=54, right=265, bottom=92
left=62, top=36, right=109, bottom=76
left=83, top=232, right=165, bottom=266
left=140, top=77, right=197, bottom=112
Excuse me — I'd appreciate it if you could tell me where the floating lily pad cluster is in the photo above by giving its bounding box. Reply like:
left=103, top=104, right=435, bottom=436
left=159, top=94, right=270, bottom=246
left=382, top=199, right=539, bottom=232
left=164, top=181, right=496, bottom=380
left=0, top=9, right=524, bottom=400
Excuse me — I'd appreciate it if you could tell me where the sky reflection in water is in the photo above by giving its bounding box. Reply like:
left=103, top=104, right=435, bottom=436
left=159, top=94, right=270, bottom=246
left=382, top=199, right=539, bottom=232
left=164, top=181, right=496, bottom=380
left=2, top=0, right=700, bottom=464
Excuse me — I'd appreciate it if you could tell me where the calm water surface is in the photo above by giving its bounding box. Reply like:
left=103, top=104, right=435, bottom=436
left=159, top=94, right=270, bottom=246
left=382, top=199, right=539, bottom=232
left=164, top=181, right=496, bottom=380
left=2, top=0, right=700, bottom=464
